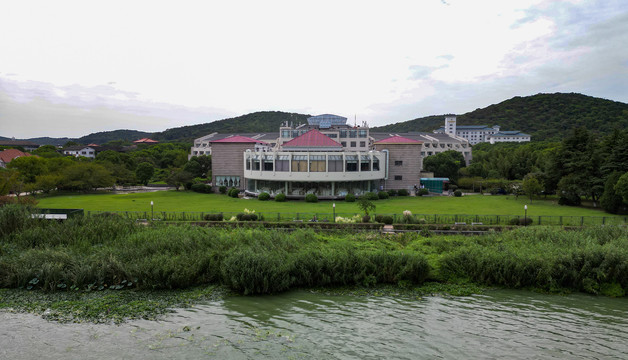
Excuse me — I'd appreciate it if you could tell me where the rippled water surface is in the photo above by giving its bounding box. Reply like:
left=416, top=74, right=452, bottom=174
left=1, top=290, right=627, bottom=359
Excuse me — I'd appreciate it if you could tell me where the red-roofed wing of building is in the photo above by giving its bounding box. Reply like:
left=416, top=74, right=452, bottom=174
left=0, top=149, right=32, bottom=168
left=210, top=135, right=269, bottom=145
left=281, top=129, right=342, bottom=150
left=134, top=138, right=159, bottom=143
left=373, top=135, right=422, bottom=145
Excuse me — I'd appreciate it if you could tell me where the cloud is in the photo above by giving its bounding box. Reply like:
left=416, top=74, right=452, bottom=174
left=0, top=77, right=235, bottom=138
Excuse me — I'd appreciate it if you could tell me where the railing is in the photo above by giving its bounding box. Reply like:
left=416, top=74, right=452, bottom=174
left=79, top=210, right=627, bottom=226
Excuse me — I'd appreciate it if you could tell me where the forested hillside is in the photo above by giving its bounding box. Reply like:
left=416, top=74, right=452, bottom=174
left=373, top=93, right=628, bottom=141
left=78, top=130, right=153, bottom=145
left=154, top=111, right=310, bottom=142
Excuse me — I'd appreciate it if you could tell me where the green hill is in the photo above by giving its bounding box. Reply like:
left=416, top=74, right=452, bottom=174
left=154, top=111, right=311, bottom=142
left=373, top=93, right=628, bottom=141
left=78, top=129, right=153, bottom=145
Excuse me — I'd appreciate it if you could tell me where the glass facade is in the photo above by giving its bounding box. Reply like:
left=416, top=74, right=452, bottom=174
left=216, top=176, right=240, bottom=187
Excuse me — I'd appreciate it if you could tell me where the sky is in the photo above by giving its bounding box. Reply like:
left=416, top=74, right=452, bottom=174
left=1, top=0, right=627, bottom=138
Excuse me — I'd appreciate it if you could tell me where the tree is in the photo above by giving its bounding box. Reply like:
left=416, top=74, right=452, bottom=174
left=357, top=196, right=376, bottom=216
left=616, top=172, right=628, bottom=204
left=183, top=158, right=203, bottom=178
left=7, top=156, right=46, bottom=183
left=135, top=162, right=155, bottom=185
left=166, top=170, right=193, bottom=191
left=522, top=174, right=543, bottom=202
left=423, top=150, right=466, bottom=182
left=34, top=174, right=64, bottom=194
left=0, top=169, right=20, bottom=196
left=600, top=172, right=627, bottom=214
left=60, top=163, right=114, bottom=191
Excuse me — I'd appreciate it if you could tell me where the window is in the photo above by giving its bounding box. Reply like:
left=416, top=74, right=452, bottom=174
left=350, top=141, right=356, bottom=147
left=263, top=155, right=274, bottom=171
left=394, top=160, right=403, bottom=166
left=349, top=130, right=357, bottom=138
left=309, top=155, right=326, bottom=172
left=252, top=156, right=261, bottom=171
left=359, top=141, right=365, bottom=147
left=328, top=155, right=343, bottom=172
left=421, top=152, right=425, bottom=156
left=428, top=152, right=433, bottom=155
left=394, top=175, right=402, bottom=180
left=326, top=133, right=337, bottom=138
left=276, top=155, right=289, bottom=171
left=340, top=130, right=347, bottom=138
left=358, top=129, right=367, bottom=138
left=345, top=155, right=358, bottom=172
left=341, top=141, right=347, bottom=147
left=372, top=156, right=380, bottom=171
left=281, top=130, right=291, bottom=138
left=292, top=155, right=308, bottom=172
left=360, top=155, right=370, bottom=171
left=216, top=176, right=240, bottom=187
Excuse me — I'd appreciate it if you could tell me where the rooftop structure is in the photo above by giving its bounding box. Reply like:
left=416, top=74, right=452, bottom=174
left=0, top=149, right=32, bottom=168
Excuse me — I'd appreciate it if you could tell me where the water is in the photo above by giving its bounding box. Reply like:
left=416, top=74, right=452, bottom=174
left=1, top=290, right=627, bottom=359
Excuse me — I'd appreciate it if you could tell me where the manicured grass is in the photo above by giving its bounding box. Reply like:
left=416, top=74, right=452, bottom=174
left=35, top=190, right=621, bottom=217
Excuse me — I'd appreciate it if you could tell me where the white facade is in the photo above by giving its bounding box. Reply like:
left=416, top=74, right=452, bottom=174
left=63, top=146, right=96, bottom=158
left=435, top=116, right=529, bottom=145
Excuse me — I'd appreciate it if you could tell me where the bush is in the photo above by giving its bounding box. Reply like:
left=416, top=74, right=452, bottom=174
left=454, top=190, right=462, bottom=197
left=275, top=193, right=286, bottom=202
left=418, top=188, right=429, bottom=196
left=378, top=191, right=389, bottom=199
left=508, top=217, right=534, bottom=226
left=203, top=213, right=224, bottom=221
left=228, top=188, right=239, bottom=198
left=397, top=189, right=409, bottom=196
left=387, top=189, right=397, bottom=196
left=364, top=192, right=379, bottom=201
left=258, top=192, right=270, bottom=201
left=305, top=194, right=318, bottom=203
left=382, top=216, right=394, bottom=225
left=219, top=186, right=227, bottom=194
left=344, top=193, right=356, bottom=202
left=375, top=214, right=385, bottom=223
left=362, top=215, right=371, bottom=223
left=191, top=184, right=212, bottom=193
left=236, top=213, right=258, bottom=221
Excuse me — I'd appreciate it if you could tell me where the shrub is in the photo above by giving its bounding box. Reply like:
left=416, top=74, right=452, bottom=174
left=344, top=193, right=356, bottom=202
left=364, top=192, right=379, bottom=201
left=378, top=191, right=389, bottom=199
left=362, top=215, right=371, bottom=223
left=275, top=193, right=286, bottom=202
left=508, top=217, right=533, bottom=226
left=454, top=190, right=462, bottom=197
left=258, top=192, right=270, bottom=201
left=203, top=213, right=223, bottom=221
left=397, top=189, right=409, bottom=196
left=387, top=189, right=397, bottom=196
left=382, top=216, right=394, bottom=225
left=418, top=188, right=429, bottom=196
left=219, top=186, right=227, bottom=194
left=228, top=188, right=239, bottom=198
left=305, top=194, right=318, bottom=203
left=375, top=214, right=385, bottom=223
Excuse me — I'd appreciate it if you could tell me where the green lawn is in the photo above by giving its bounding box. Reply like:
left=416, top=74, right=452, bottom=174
left=35, top=190, right=619, bottom=217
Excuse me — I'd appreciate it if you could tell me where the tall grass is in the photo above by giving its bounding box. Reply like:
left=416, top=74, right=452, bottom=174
left=1, top=206, right=626, bottom=296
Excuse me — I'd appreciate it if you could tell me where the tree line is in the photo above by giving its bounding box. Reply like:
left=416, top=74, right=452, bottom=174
left=0, top=142, right=211, bottom=196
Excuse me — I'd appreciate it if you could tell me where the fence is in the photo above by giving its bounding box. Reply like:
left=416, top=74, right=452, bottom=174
left=78, top=210, right=628, bottom=226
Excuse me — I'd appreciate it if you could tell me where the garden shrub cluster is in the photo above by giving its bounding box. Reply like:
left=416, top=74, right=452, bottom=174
left=191, top=184, right=212, bottom=193
left=203, top=213, right=224, bottom=221
left=274, top=193, right=286, bottom=202
left=258, top=192, right=270, bottom=201
left=344, top=193, right=356, bottom=202
left=227, top=188, right=239, bottom=198
left=305, top=194, right=318, bottom=203
left=378, top=191, right=389, bottom=199
left=397, top=189, right=409, bottom=196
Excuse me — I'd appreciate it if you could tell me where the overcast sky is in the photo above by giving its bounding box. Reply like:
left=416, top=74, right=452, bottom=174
left=1, top=0, right=627, bottom=138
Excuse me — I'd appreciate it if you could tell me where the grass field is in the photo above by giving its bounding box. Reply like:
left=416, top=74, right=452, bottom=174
left=35, top=190, right=620, bottom=218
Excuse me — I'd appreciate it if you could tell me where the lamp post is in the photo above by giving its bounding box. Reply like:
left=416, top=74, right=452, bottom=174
left=151, top=201, right=154, bottom=221
left=524, top=205, right=527, bottom=226
left=333, top=203, right=336, bottom=223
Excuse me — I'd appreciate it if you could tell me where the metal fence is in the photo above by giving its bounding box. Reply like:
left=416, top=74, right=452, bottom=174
left=77, top=210, right=627, bottom=226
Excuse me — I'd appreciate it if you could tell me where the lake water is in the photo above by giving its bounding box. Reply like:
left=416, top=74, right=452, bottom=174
left=1, top=290, right=627, bottom=359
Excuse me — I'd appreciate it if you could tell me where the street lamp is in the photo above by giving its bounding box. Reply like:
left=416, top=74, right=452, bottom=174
left=151, top=201, right=154, bottom=221
left=524, top=205, right=527, bottom=226
left=333, top=203, right=336, bottom=223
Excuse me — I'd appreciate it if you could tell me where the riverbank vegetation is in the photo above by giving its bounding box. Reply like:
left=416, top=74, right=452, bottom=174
left=2, top=205, right=626, bottom=299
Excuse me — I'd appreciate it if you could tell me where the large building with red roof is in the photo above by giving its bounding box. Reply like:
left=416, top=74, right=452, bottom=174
left=0, top=149, right=32, bottom=168
left=198, top=114, right=471, bottom=198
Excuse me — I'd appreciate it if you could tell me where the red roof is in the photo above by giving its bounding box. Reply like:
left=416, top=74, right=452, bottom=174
left=134, top=138, right=159, bottom=143
left=374, top=136, right=422, bottom=145
left=0, top=149, right=31, bottom=164
left=210, top=135, right=269, bottom=144
left=282, top=129, right=342, bottom=148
